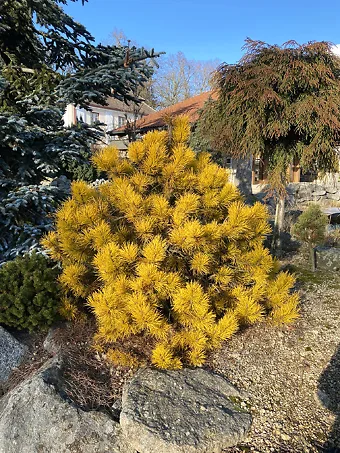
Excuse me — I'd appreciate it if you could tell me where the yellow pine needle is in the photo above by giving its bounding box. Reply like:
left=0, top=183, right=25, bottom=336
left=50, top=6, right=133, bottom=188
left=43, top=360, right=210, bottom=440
left=151, top=343, right=182, bottom=369
left=55, top=199, right=78, bottom=230
left=142, top=236, right=167, bottom=264
left=212, top=310, right=239, bottom=345
left=172, top=282, right=215, bottom=330
left=85, top=221, right=114, bottom=251
left=201, top=190, right=220, bottom=209
left=142, top=142, right=168, bottom=175
left=191, top=252, right=211, bottom=274
left=127, top=292, right=169, bottom=338
left=71, top=180, right=98, bottom=203
left=233, top=287, right=264, bottom=325
left=222, top=201, right=253, bottom=240
left=133, top=217, right=155, bottom=241
left=111, top=179, right=143, bottom=221
left=169, top=220, right=205, bottom=252
left=119, top=242, right=139, bottom=264
left=212, top=266, right=234, bottom=287
left=171, top=115, right=191, bottom=143
left=130, top=172, right=153, bottom=193
left=241, top=245, right=274, bottom=274
left=106, top=349, right=140, bottom=368
left=111, top=159, right=134, bottom=177
left=187, top=347, right=206, bottom=367
left=270, top=293, right=300, bottom=324
left=42, top=116, right=301, bottom=370
left=59, top=263, right=88, bottom=297
left=75, top=200, right=109, bottom=227
left=88, top=289, right=132, bottom=340
left=59, top=297, right=78, bottom=321
left=197, top=163, right=229, bottom=192
left=203, top=221, right=223, bottom=242
left=172, top=193, right=200, bottom=226
left=127, top=141, right=147, bottom=163
left=93, top=241, right=122, bottom=283
left=142, top=130, right=168, bottom=148
left=194, top=152, right=212, bottom=171
left=219, top=183, right=241, bottom=207
left=91, top=145, right=120, bottom=171
left=154, top=271, right=183, bottom=298
left=172, top=330, right=208, bottom=366
left=266, top=272, right=296, bottom=307
left=171, top=143, right=195, bottom=168
left=111, top=275, right=131, bottom=295
left=131, top=262, right=161, bottom=293
left=41, top=231, right=63, bottom=261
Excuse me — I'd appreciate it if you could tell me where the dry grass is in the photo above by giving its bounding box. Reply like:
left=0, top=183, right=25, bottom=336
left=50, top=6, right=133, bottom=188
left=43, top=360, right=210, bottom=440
left=50, top=317, right=135, bottom=412
left=1, top=333, right=51, bottom=396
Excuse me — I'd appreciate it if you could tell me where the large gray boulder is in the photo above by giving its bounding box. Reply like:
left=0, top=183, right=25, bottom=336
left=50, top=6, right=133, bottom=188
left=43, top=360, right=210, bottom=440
left=0, top=356, right=135, bottom=453
left=120, top=367, right=252, bottom=453
left=316, top=246, right=340, bottom=272
left=0, top=327, right=27, bottom=385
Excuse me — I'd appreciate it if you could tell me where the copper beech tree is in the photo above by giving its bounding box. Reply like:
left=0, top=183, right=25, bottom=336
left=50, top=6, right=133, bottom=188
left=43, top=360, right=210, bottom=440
left=194, top=40, right=340, bottom=253
left=43, top=117, right=299, bottom=369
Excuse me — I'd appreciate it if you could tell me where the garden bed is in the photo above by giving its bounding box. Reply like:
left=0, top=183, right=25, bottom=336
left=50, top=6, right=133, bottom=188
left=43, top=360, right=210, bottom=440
left=2, top=253, right=339, bottom=452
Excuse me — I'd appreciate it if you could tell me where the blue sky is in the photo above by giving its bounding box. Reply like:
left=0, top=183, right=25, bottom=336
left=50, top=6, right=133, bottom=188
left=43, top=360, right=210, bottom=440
left=65, top=0, right=340, bottom=63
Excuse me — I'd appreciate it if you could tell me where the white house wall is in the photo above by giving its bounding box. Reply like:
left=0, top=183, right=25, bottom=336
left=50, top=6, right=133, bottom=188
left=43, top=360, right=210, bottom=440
left=64, top=104, right=141, bottom=144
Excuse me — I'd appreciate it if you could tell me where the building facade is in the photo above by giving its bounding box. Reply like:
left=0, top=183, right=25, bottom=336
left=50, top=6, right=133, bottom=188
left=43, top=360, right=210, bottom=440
left=64, top=98, right=155, bottom=146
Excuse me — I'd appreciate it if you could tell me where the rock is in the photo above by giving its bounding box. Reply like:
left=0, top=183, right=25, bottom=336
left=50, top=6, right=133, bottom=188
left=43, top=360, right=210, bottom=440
left=120, top=367, right=252, bottom=453
left=43, top=323, right=65, bottom=355
left=312, top=189, right=327, bottom=197
left=316, top=246, right=340, bottom=272
left=0, top=356, right=135, bottom=453
left=280, top=433, right=291, bottom=441
left=325, top=187, right=338, bottom=194
left=326, top=192, right=340, bottom=201
left=0, top=327, right=27, bottom=385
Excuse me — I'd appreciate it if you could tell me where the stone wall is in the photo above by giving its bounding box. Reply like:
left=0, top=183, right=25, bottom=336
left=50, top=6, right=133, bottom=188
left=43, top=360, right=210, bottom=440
left=287, top=181, right=340, bottom=206
left=252, top=177, right=340, bottom=207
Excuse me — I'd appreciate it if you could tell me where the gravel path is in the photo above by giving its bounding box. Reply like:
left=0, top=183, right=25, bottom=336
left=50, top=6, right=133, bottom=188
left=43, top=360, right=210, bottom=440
left=210, top=265, right=340, bottom=453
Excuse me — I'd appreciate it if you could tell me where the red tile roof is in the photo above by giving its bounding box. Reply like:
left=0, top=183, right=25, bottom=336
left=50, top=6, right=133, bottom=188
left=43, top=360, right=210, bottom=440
left=113, top=91, right=216, bottom=134
left=90, top=98, right=155, bottom=116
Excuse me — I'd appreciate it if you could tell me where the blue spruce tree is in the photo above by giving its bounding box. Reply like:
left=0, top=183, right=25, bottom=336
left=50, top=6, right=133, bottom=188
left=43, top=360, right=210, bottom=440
left=0, top=0, right=159, bottom=262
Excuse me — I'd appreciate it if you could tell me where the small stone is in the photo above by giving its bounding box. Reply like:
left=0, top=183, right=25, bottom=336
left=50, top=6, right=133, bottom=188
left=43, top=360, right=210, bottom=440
left=281, top=433, right=291, bottom=441
left=312, top=190, right=326, bottom=196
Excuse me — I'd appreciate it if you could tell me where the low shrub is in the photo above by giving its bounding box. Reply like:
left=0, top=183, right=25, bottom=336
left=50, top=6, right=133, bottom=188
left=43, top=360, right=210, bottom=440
left=0, top=252, right=62, bottom=331
left=43, top=116, right=299, bottom=369
left=292, top=204, right=328, bottom=271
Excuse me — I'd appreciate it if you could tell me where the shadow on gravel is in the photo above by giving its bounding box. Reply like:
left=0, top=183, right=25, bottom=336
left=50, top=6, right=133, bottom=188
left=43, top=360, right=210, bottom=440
left=318, top=345, right=340, bottom=452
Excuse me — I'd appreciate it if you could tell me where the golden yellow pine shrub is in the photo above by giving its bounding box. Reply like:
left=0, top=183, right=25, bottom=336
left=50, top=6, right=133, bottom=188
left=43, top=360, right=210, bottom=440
left=42, top=115, right=299, bottom=370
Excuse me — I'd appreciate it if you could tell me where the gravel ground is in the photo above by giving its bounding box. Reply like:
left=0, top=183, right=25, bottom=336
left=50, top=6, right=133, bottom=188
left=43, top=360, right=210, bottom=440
left=210, top=260, right=340, bottom=453
left=3, top=254, right=339, bottom=452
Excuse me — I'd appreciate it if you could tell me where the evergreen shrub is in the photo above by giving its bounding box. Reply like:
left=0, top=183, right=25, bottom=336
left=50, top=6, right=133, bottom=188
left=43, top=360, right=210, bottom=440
left=292, top=204, right=328, bottom=271
left=43, top=116, right=299, bottom=369
left=0, top=252, right=62, bottom=331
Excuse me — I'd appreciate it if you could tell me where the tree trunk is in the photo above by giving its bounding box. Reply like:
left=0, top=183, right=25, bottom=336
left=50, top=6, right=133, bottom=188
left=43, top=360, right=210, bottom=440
left=271, top=197, right=285, bottom=256
left=310, top=245, right=316, bottom=272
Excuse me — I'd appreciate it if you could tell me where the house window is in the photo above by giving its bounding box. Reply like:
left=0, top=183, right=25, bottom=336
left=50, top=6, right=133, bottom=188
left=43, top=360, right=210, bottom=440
left=253, top=157, right=264, bottom=183
left=91, top=112, right=99, bottom=124
left=300, top=168, right=317, bottom=183
left=118, top=116, right=126, bottom=127
left=225, top=157, right=232, bottom=169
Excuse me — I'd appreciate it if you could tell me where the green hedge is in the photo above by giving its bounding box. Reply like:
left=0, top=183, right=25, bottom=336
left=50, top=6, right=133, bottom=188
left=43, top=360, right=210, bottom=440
left=0, top=252, right=62, bottom=331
